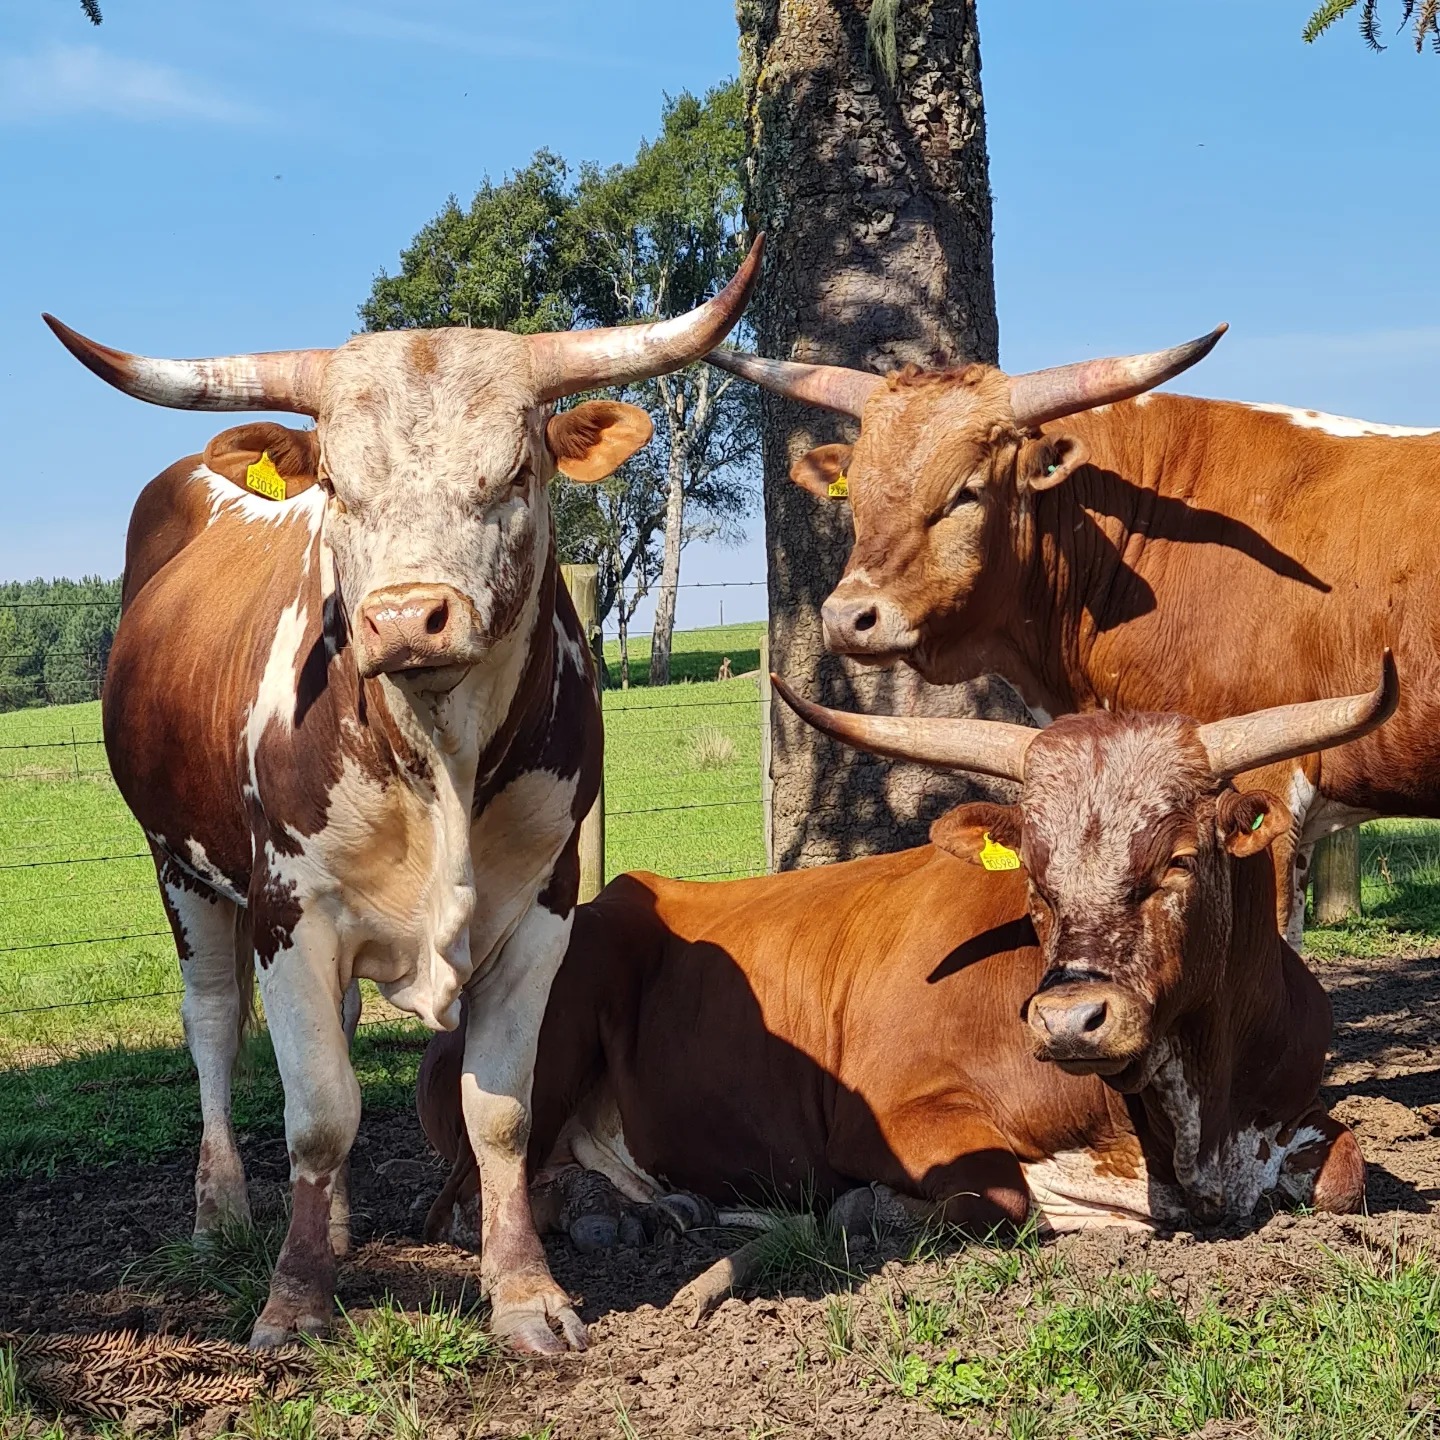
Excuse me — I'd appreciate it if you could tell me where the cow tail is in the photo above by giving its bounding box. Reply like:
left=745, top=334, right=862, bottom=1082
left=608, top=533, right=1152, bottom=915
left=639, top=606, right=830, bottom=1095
left=233, top=908, right=258, bottom=1043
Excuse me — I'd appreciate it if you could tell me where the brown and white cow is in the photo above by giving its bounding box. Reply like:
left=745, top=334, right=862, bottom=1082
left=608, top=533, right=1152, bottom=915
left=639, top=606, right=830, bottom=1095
left=44, top=242, right=759, bottom=1353
left=709, top=335, right=1440, bottom=940
left=416, top=661, right=1394, bottom=1273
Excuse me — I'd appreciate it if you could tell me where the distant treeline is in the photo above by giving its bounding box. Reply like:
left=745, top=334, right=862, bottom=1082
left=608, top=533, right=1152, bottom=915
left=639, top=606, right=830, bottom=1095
left=0, top=577, right=122, bottom=712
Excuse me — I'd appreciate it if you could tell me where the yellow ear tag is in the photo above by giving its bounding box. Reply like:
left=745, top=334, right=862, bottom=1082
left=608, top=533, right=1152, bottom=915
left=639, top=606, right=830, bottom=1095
left=979, top=833, right=1021, bottom=871
left=245, top=451, right=287, bottom=502
left=827, top=472, right=849, bottom=499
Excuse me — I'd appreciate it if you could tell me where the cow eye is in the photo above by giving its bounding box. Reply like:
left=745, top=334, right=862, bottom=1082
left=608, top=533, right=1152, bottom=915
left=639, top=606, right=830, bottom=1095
left=510, top=464, right=532, bottom=491
left=1165, top=854, right=1196, bottom=880
left=942, top=484, right=983, bottom=517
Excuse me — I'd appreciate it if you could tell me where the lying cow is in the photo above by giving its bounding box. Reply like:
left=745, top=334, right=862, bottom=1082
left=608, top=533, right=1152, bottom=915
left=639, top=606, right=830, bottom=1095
left=418, top=661, right=1394, bottom=1272
left=45, top=239, right=760, bottom=1353
left=709, top=333, right=1440, bottom=942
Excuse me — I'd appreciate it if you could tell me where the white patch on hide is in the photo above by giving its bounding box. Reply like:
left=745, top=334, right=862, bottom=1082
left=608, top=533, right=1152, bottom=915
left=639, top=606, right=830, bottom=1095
left=1244, top=403, right=1440, bottom=439
left=1022, top=1148, right=1184, bottom=1232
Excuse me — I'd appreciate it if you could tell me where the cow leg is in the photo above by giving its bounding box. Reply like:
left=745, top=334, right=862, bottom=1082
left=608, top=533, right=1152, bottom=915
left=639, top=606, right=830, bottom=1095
left=462, top=898, right=585, bottom=1354
left=328, top=980, right=362, bottom=1258
left=249, top=935, right=360, bottom=1349
left=1278, top=834, right=1313, bottom=950
left=160, top=866, right=251, bottom=1237
left=1280, top=1108, right=1366, bottom=1214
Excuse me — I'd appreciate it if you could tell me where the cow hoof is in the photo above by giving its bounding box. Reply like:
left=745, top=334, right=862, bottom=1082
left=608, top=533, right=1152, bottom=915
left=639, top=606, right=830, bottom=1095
left=654, top=1192, right=716, bottom=1232
left=618, top=1213, right=647, bottom=1248
left=249, top=1305, right=330, bottom=1350
left=830, top=1185, right=878, bottom=1239
left=569, top=1213, right=620, bottom=1253
left=492, top=1296, right=588, bottom=1355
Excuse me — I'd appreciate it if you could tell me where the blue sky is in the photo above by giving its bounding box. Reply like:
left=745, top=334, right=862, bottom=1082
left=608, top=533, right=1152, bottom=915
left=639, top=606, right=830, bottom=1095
left=2, top=0, right=1436, bottom=636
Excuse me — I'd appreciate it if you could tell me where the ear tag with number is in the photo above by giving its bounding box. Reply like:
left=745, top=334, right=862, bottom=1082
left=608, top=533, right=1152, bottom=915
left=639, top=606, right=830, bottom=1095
left=245, top=451, right=287, bottom=501
left=979, top=833, right=1021, bottom=871
left=827, top=472, right=849, bottom=499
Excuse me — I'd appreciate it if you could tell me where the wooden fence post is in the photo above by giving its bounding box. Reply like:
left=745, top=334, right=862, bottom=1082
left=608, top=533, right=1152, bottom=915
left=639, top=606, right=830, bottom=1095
left=759, top=632, right=774, bottom=874
left=1311, top=828, right=1362, bottom=926
left=561, top=563, right=605, bottom=903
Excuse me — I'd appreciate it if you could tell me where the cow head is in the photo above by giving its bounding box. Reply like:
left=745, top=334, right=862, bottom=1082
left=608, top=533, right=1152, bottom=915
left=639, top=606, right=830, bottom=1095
left=773, top=654, right=1397, bottom=1091
left=708, top=325, right=1223, bottom=680
left=45, top=239, right=761, bottom=687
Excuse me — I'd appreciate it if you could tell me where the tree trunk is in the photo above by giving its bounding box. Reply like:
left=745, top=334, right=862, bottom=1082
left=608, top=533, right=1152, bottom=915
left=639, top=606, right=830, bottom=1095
left=739, top=0, right=1031, bottom=868
left=616, top=575, right=632, bottom=690
left=648, top=436, right=689, bottom=687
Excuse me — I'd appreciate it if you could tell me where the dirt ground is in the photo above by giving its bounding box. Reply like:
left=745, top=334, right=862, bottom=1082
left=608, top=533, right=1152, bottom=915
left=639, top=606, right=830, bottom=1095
left=2, top=948, right=1439, bottom=1438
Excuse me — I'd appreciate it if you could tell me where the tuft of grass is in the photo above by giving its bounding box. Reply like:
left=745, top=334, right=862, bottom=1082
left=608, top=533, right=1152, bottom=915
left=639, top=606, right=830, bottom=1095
left=233, top=1395, right=317, bottom=1440
left=128, top=1214, right=283, bottom=1339
left=312, top=1296, right=498, bottom=1390
left=688, top=723, right=737, bottom=771
left=839, top=1240, right=1440, bottom=1440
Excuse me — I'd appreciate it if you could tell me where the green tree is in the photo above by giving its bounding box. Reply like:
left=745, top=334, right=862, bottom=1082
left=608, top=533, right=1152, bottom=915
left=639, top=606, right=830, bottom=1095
left=562, top=83, right=758, bottom=686
left=360, top=152, right=575, bottom=335
left=1305, top=0, right=1440, bottom=49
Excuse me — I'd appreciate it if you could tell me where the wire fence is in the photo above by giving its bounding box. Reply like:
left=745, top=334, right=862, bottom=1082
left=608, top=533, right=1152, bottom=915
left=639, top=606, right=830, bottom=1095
left=0, top=586, right=770, bottom=1061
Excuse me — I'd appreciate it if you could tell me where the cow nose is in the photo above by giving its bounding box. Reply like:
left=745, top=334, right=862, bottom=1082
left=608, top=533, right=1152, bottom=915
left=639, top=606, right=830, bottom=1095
left=1033, top=997, right=1108, bottom=1042
left=821, top=594, right=912, bottom=655
left=356, top=583, right=478, bottom=678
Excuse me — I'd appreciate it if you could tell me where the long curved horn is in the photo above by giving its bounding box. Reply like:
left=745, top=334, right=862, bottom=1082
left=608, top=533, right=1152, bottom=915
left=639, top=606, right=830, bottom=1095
left=1008, top=324, right=1227, bottom=429
left=528, top=235, right=764, bottom=403
left=1197, top=651, right=1399, bottom=782
left=771, top=674, right=1035, bottom=782
left=42, top=314, right=329, bottom=416
left=704, top=348, right=882, bottom=419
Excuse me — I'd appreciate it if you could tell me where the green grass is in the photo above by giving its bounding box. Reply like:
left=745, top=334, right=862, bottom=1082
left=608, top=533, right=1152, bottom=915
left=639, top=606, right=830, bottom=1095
left=832, top=1241, right=1440, bottom=1440
left=1304, top=818, right=1440, bottom=959
left=600, top=619, right=764, bottom=688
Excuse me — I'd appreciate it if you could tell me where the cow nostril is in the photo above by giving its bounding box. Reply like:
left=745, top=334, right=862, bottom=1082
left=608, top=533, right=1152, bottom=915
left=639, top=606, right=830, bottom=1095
left=425, top=600, right=449, bottom=636
left=1081, top=1001, right=1108, bottom=1034
left=852, top=606, right=878, bottom=633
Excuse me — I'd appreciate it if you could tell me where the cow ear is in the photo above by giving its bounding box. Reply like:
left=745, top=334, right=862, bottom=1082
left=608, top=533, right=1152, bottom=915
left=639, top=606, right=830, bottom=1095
left=931, top=801, right=1024, bottom=868
left=1019, top=434, right=1089, bottom=493
left=202, top=423, right=320, bottom=501
left=1217, top=789, right=1293, bottom=857
left=790, top=444, right=855, bottom=501
left=547, top=401, right=654, bottom=482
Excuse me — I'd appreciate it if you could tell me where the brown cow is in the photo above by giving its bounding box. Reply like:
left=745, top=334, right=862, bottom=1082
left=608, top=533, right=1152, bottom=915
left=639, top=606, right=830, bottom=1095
left=44, top=241, right=759, bottom=1353
left=709, top=335, right=1439, bottom=941
left=416, top=663, right=1394, bottom=1276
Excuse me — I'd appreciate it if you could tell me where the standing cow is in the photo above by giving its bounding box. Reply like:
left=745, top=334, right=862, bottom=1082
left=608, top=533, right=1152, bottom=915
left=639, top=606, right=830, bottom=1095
left=416, top=662, right=1394, bottom=1270
left=44, top=240, right=759, bottom=1353
left=710, top=334, right=1440, bottom=940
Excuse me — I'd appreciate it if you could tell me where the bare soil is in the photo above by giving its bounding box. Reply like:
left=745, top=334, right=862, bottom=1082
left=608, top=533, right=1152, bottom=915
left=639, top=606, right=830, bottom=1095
left=2, top=948, right=1439, bottom=1438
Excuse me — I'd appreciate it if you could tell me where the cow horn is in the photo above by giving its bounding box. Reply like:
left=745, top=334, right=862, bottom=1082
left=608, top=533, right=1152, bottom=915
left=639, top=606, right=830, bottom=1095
left=771, top=674, right=1035, bottom=783
left=1196, top=651, right=1399, bottom=782
left=705, top=348, right=883, bottom=420
left=527, top=235, right=764, bottom=403
left=42, top=314, right=330, bottom=416
left=1007, top=324, right=1228, bottom=430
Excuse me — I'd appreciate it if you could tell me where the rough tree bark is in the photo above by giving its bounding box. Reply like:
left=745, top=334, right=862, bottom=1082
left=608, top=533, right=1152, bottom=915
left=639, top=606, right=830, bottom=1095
left=739, top=0, right=1032, bottom=869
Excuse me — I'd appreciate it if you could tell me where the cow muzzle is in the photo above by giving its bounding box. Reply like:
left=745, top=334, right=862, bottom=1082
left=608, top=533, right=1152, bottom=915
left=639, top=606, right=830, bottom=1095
left=820, top=590, right=918, bottom=661
left=1024, top=979, right=1152, bottom=1078
left=356, top=583, right=485, bottom=681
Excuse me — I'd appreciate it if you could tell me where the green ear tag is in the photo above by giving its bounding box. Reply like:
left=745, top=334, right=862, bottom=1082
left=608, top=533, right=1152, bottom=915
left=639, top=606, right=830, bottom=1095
left=979, top=833, right=1021, bottom=871
left=1251, top=812, right=1264, bottom=831
left=1045, top=464, right=1059, bottom=476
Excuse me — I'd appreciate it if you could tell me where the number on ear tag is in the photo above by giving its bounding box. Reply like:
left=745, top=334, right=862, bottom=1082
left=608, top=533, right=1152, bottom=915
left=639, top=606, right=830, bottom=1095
left=827, top=473, right=849, bottom=499
left=245, top=451, right=287, bottom=501
left=979, top=833, right=1021, bottom=871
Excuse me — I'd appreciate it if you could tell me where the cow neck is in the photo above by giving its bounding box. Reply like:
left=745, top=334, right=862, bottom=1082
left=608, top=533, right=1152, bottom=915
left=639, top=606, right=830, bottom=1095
left=1134, top=852, right=1312, bottom=1220
left=1009, top=432, right=1171, bottom=715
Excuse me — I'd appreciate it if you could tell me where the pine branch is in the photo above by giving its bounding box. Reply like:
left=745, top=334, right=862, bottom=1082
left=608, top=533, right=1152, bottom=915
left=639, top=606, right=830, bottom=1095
left=1303, top=0, right=1361, bottom=42
left=80, top=0, right=103, bottom=21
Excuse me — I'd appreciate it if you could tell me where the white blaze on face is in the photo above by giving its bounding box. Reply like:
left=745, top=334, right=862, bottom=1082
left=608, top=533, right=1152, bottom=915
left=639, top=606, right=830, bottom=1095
left=315, top=329, right=548, bottom=645
left=1244, top=402, right=1440, bottom=439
